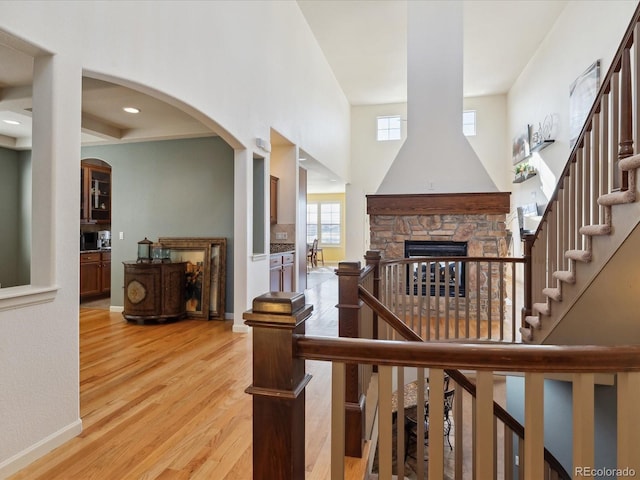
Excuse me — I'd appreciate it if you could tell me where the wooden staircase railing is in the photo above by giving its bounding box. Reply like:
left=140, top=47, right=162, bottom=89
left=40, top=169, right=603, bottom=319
left=522, top=3, right=640, bottom=343
left=244, top=291, right=640, bottom=479
left=342, top=253, right=569, bottom=479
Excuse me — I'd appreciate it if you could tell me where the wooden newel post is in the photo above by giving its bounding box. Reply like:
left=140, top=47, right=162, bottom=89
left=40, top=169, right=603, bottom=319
left=244, top=292, right=313, bottom=480
left=337, top=261, right=366, bottom=458
left=521, top=233, right=535, bottom=327
left=619, top=43, right=633, bottom=192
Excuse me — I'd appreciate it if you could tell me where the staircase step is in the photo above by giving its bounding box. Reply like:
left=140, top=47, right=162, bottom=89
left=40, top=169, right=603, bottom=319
left=553, top=270, right=576, bottom=284
left=565, top=249, right=592, bottom=262
left=580, top=224, right=611, bottom=236
left=519, top=327, right=533, bottom=342
left=619, top=152, right=640, bottom=170
left=533, top=302, right=550, bottom=316
left=543, top=287, right=562, bottom=302
left=598, top=189, right=635, bottom=206
left=525, top=315, right=541, bottom=329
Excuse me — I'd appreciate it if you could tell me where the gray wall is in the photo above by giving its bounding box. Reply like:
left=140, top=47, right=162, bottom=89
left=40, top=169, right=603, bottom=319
left=82, top=136, right=235, bottom=312
left=0, top=148, right=30, bottom=287
left=0, top=147, right=20, bottom=287
left=506, top=376, right=617, bottom=476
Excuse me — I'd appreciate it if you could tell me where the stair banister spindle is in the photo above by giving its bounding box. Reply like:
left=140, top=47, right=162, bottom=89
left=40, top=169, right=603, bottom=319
left=611, top=70, right=621, bottom=190
left=592, top=115, right=601, bottom=224
left=600, top=95, right=610, bottom=217
left=365, top=250, right=381, bottom=341
left=619, top=43, right=633, bottom=191
left=573, top=373, right=595, bottom=472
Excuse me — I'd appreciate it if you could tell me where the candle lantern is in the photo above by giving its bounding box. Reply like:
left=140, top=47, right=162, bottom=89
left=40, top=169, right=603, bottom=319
left=137, top=237, right=153, bottom=263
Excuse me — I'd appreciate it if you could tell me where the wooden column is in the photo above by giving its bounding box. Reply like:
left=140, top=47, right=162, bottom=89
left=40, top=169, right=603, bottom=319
left=244, top=292, right=313, bottom=480
left=521, top=233, right=535, bottom=327
left=337, top=261, right=365, bottom=458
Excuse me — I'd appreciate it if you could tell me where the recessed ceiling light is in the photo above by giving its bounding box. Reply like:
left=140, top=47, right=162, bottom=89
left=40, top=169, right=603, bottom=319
left=3, top=119, right=21, bottom=125
left=123, top=107, right=140, bottom=114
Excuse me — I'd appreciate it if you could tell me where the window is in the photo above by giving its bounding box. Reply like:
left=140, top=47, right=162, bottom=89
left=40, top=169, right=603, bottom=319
left=377, top=115, right=401, bottom=141
left=306, top=203, right=318, bottom=244
left=463, top=110, right=476, bottom=136
left=307, top=201, right=341, bottom=245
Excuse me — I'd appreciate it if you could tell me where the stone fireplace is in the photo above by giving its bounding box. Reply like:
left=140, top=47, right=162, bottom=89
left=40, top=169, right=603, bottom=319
left=367, top=192, right=510, bottom=258
left=367, top=192, right=511, bottom=322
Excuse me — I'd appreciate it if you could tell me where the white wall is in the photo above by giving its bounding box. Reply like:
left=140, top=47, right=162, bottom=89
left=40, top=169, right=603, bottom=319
left=464, top=95, right=511, bottom=192
left=377, top=1, right=497, bottom=194
left=0, top=1, right=350, bottom=474
left=508, top=0, right=638, bottom=210
left=346, top=103, right=407, bottom=261
left=347, top=95, right=509, bottom=261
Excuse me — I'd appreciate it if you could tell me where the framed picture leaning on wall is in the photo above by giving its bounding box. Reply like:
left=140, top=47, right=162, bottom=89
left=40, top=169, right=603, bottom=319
left=159, top=237, right=226, bottom=320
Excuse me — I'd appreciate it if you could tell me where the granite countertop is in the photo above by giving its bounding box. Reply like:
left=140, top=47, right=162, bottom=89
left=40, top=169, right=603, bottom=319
left=80, top=248, right=112, bottom=253
left=270, top=243, right=295, bottom=254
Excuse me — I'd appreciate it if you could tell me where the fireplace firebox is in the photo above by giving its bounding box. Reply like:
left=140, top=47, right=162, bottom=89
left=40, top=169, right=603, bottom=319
left=404, top=240, right=467, bottom=297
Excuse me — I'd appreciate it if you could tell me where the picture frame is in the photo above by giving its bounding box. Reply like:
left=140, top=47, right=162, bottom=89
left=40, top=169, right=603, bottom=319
left=208, top=239, right=226, bottom=320
left=569, top=60, right=601, bottom=147
left=512, top=128, right=530, bottom=164
left=159, top=237, right=226, bottom=320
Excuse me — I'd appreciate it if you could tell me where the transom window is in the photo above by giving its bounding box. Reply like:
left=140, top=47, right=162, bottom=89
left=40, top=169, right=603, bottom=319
left=307, top=202, right=341, bottom=245
left=463, top=110, right=476, bottom=136
left=376, top=115, right=402, bottom=141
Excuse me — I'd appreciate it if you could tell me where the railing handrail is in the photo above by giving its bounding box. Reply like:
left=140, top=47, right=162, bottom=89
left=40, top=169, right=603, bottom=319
left=295, top=335, right=640, bottom=372
left=380, top=255, right=526, bottom=266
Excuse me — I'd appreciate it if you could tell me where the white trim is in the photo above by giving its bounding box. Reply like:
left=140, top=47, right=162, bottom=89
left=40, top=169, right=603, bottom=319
left=110, top=305, right=124, bottom=313
left=232, top=324, right=250, bottom=333
left=0, top=419, right=82, bottom=478
left=0, top=285, right=59, bottom=312
left=251, top=253, right=268, bottom=261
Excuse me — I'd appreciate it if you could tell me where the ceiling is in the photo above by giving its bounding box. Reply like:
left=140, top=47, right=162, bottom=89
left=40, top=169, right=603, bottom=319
left=0, top=1, right=567, bottom=190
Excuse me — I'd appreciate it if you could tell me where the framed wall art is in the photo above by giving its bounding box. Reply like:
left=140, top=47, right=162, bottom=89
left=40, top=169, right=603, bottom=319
left=569, top=60, right=601, bottom=147
left=159, top=237, right=226, bottom=320
left=512, top=129, right=530, bottom=164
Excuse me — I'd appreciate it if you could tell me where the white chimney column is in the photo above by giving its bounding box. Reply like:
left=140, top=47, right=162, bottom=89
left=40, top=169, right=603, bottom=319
left=376, top=1, right=497, bottom=194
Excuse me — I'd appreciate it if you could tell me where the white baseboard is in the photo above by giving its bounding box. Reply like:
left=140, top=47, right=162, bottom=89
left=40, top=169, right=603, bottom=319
left=110, top=305, right=124, bottom=313
left=232, top=324, right=250, bottom=333
left=0, top=418, right=82, bottom=478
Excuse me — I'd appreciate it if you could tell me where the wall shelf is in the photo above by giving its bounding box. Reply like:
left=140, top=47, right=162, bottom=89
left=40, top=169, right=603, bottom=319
left=513, top=172, right=537, bottom=184
left=514, top=139, right=555, bottom=167
left=530, top=139, right=555, bottom=153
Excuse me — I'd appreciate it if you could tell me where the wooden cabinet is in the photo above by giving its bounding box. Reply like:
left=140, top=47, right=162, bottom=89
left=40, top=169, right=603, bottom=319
left=122, top=262, right=186, bottom=323
left=270, top=252, right=295, bottom=292
left=80, top=251, right=111, bottom=298
left=81, top=161, right=111, bottom=224
left=270, top=175, right=278, bottom=225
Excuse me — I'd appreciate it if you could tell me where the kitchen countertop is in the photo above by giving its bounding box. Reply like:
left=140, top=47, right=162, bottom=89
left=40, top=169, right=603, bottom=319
left=270, top=243, right=295, bottom=254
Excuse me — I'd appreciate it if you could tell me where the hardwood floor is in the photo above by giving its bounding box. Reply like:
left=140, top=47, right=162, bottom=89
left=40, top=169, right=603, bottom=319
left=10, top=269, right=343, bottom=480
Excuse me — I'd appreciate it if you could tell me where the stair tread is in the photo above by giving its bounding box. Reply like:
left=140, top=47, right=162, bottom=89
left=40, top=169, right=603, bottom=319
left=598, top=189, right=635, bottom=206
left=580, top=224, right=611, bottom=236
left=565, top=249, right=592, bottom=262
left=542, top=287, right=562, bottom=302
left=533, top=302, right=550, bottom=316
left=519, top=327, right=533, bottom=342
left=553, top=270, right=576, bottom=284
left=525, top=315, right=541, bottom=329
left=619, top=152, right=640, bottom=170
